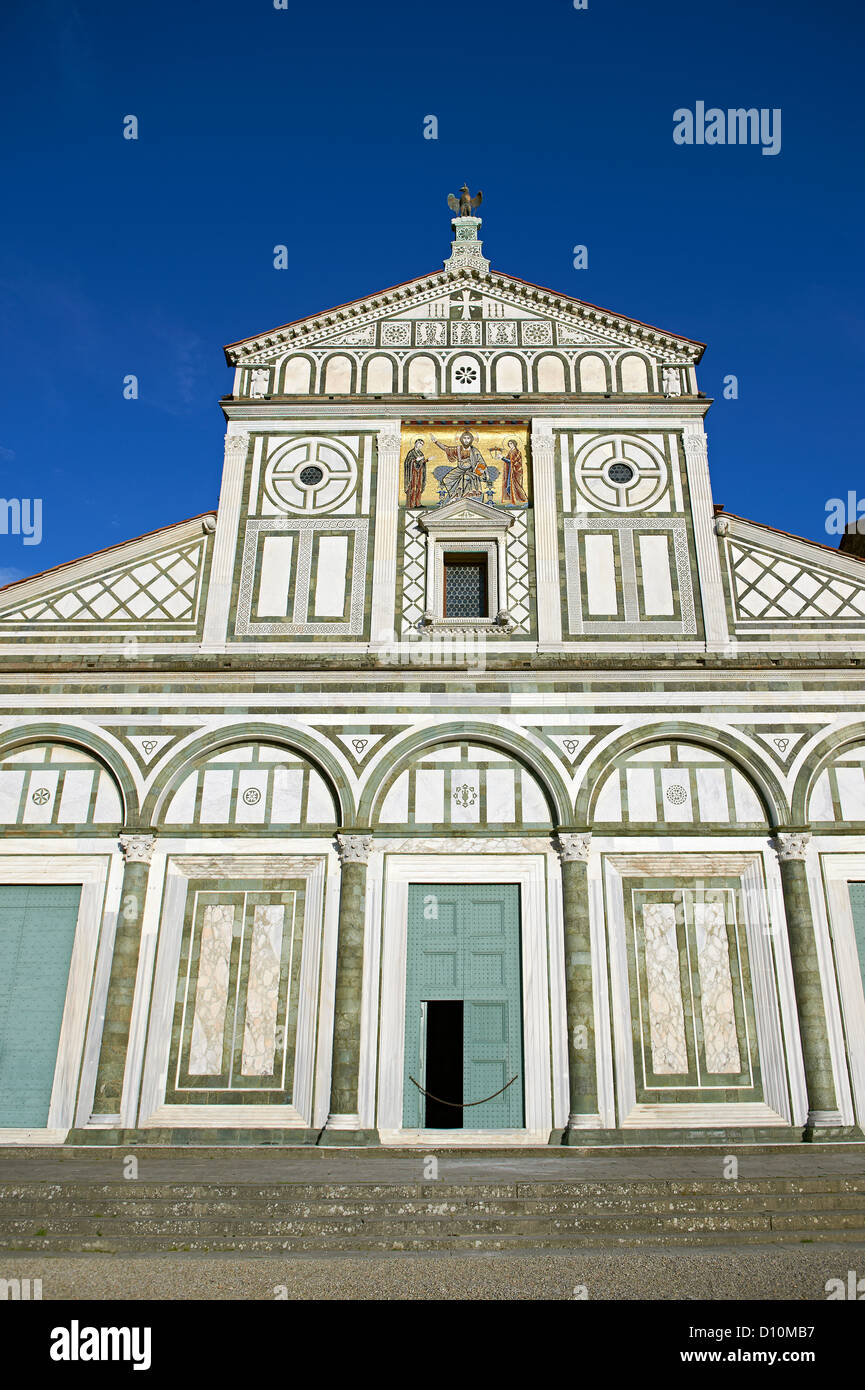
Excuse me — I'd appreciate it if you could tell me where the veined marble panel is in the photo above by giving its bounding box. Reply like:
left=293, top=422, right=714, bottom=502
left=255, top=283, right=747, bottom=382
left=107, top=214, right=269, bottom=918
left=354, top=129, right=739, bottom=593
left=642, top=901, right=688, bottom=1074
left=694, top=900, right=741, bottom=1075
left=189, top=904, right=234, bottom=1075
left=241, top=905, right=285, bottom=1076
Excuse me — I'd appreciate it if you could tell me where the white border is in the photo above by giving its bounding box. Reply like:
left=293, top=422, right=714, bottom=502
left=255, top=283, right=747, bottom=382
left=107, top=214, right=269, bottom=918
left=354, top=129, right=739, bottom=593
left=374, top=852, right=556, bottom=1143
left=602, top=847, right=794, bottom=1128
left=135, top=840, right=336, bottom=1128
left=817, top=852, right=865, bottom=1126
left=0, top=848, right=119, bottom=1142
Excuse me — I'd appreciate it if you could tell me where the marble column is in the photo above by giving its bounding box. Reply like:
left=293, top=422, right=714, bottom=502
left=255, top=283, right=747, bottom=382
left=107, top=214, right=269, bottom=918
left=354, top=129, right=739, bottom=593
left=318, top=833, right=378, bottom=1144
left=774, top=831, right=841, bottom=1134
left=557, top=831, right=599, bottom=1142
left=91, top=833, right=156, bottom=1120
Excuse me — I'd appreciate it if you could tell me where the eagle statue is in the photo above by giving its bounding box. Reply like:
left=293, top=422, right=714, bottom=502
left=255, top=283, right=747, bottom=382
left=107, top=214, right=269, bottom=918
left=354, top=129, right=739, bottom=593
left=448, top=185, right=483, bottom=218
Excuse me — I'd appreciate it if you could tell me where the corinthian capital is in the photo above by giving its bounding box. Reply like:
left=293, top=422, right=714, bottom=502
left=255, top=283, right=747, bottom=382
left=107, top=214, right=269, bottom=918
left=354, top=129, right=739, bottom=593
left=557, top=832, right=592, bottom=863
left=683, top=430, right=708, bottom=462
left=774, top=831, right=811, bottom=862
left=376, top=429, right=402, bottom=454
left=224, top=432, right=250, bottom=461
left=336, top=833, right=374, bottom=865
left=119, top=833, right=156, bottom=865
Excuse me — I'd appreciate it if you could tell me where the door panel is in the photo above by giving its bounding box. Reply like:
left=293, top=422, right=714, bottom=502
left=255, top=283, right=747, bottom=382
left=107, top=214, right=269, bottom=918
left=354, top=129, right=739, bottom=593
left=0, top=884, right=81, bottom=1127
left=848, top=882, right=865, bottom=1000
left=403, top=883, right=523, bottom=1128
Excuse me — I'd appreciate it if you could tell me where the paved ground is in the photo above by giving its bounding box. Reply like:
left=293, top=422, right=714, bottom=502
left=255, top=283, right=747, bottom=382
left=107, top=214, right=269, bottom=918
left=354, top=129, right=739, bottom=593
left=1, top=1145, right=864, bottom=1183
left=2, top=1246, right=863, bottom=1300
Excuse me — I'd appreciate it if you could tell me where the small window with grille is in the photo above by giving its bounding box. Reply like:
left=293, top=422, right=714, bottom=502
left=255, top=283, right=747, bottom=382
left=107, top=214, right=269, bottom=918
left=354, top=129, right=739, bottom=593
left=443, top=553, right=489, bottom=618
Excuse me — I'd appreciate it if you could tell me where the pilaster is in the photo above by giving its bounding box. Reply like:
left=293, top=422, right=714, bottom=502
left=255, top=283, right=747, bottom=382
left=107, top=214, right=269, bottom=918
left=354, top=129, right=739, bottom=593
left=201, top=430, right=250, bottom=647
left=531, top=422, right=563, bottom=644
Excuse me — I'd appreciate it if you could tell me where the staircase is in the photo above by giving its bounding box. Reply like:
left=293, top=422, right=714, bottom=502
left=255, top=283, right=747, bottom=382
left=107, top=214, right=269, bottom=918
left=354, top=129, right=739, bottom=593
left=2, top=1174, right=864, bottom=1251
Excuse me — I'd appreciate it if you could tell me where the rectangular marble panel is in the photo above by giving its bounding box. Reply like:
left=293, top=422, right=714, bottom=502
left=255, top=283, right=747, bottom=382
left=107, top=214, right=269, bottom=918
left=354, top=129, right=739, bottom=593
left=313, top=535, right=349, bottom=617
left=626, top=767, right=656, bottom=821
left=696, top=767, right=729, bottom=823
left=486, top=768, right=515, bottom=823
left=271, top=767, right=303, bottom=823
left=0, top=771, right=24, bottom=822
left=694, top=900, right=741, bottom=1074
left=188, top=904, right=235, bottom=1075
left=57, top=769, right=95, bottom=822
left=234, top=770, right=269, bottom=824
left=241, top=904, right=285, bottom=1076
left=415, top=769, right=445, bottom=823
left=638, top=534, right=675, bottom=615
left=642, top=901, right=688, bottom=1074
left=22, top=769, right=59, bottom=824
left=835, top=767, right=865, bottom=821
left=256, top=535, right=293, bottom=617
left=199, top=770, right=234, bottom=823
left=584, top=534, right=618, bottom=615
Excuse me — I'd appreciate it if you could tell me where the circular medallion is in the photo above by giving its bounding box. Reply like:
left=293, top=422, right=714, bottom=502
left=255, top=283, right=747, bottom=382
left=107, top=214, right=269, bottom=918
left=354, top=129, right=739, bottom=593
left=242, top=788, right=262, bottom=806
left=263, top=436, right=358, bottom=514
left=665, top=784, right=688, bottom=805
left=572, top=434, right=668, bottom=512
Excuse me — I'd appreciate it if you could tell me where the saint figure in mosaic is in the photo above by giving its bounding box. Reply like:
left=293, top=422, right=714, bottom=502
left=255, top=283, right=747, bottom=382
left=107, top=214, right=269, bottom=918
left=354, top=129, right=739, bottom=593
left=492, top=439, right=527, bottom=505
left=402, top=437, right=428, bottom=509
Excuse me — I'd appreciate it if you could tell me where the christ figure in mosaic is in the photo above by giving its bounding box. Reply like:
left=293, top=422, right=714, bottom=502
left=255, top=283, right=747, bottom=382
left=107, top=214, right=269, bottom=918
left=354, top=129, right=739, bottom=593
left=492, top=439, right=527, bottom=505
left=403, top=438, right=428, bottom=508
left=431, top=429, right=493, bottom=501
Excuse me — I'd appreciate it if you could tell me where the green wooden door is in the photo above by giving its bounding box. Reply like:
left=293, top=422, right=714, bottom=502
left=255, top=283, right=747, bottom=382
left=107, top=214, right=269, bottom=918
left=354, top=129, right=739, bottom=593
left=0, top=885, right=81, bottom=1127
left=403, top=883, right=523, bottom=1128
left=848, top=883, right=865, bottom=1001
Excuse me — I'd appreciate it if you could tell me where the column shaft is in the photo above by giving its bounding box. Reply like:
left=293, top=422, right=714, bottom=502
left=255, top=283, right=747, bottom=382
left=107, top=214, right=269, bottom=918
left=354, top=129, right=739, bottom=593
left=777, top=848, right=837, bottom=1118
left=92, top=837, right=155, bottom=1115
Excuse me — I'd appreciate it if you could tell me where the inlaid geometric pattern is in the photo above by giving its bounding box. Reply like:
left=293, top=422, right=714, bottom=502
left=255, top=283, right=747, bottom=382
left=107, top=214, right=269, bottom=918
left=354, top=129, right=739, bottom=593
left=593, top=742, right=766, bottom=828
left=401, top=512, right=427, bottom=632
left=401, top=509, right=531, bottom=634
left=729, top=542, right=865, bottom=621
left=0, top=539, right=206, bottom=625
left=0, top=743, right=122, bottom=826
left=163, top=743, right=336, bottom=828
left=375, top=742, right=551, bottom=829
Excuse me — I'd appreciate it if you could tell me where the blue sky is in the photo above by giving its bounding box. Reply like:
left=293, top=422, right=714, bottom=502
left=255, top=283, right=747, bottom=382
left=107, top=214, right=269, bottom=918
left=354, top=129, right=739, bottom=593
left=0, top=0, right=862, bottom=581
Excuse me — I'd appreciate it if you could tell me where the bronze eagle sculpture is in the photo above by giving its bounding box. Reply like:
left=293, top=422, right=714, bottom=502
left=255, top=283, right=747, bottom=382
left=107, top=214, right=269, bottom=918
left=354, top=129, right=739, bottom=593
left=448, top=185, right=483, bottom=217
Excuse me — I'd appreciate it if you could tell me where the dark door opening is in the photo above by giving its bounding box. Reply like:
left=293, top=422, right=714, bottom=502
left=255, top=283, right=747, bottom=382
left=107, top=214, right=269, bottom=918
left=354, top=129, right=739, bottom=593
left=424, top=1000, right=464, bottom=1128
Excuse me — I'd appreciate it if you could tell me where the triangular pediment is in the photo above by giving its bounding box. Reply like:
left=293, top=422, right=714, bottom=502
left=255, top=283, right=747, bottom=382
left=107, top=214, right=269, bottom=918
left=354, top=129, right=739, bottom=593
left=0, top=514, right=215, bottom=640
left=226, top=265, right=703, bottom=366
left=418, top=498, right=513, bottom=532
left=722, top=516, right=865, bottom=628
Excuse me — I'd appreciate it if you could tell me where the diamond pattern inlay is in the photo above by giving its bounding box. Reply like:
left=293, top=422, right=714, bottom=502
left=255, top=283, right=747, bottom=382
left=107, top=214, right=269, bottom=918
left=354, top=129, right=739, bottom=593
left=1, top=539, right=206, bottom=626
left=730, top=542, right=865, bottom=622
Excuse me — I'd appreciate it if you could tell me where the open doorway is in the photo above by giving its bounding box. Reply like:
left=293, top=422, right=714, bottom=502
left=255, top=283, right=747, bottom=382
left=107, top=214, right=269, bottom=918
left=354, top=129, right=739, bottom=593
left=423, top=1000, right=464, bottom=1128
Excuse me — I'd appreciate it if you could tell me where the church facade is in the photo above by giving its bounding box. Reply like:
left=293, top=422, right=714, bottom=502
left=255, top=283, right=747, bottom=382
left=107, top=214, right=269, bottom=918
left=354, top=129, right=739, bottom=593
left=2, top=209, right=865, bottom=1147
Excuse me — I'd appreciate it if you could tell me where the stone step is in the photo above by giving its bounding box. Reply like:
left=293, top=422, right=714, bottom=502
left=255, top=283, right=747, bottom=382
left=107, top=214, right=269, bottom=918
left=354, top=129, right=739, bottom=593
left=2, top=1177, right=861, bottom=1199
left=3, top=1206, right=864, bottom=1238
left=3, top=1228, right=865, bottom=1254
left=3, top=1191, right=865, bottom=1219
